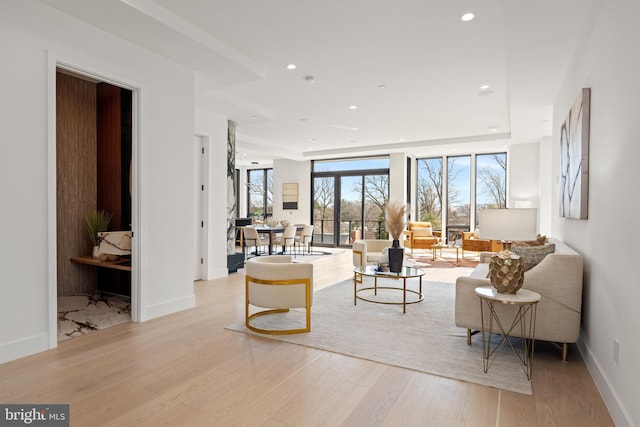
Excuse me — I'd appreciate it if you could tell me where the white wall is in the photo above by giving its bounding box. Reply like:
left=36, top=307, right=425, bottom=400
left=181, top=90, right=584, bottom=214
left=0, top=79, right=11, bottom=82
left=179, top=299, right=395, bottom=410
left=389, top=153, right=408, bottom=206
left=272, top=159, right=311, bottom=225
left=549, top=2, right=640, bottom=425
left=195, top=108, right=229, bottom=280
left=508, top=143, right=540, bottom=208
left=0, top=0, right=196, bottom=362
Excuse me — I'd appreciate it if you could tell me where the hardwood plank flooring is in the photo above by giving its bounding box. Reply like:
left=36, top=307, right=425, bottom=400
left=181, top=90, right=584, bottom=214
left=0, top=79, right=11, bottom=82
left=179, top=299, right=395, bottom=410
left=0, top=250, right=614, bottom=426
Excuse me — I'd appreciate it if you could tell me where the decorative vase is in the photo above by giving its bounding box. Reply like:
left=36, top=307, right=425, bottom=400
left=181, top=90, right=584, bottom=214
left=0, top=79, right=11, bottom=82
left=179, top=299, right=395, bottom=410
left=488, top=242, right=525, bottom=294
left=92, top=245, right=101, bottom=259
left=387, top=239, right=404, bottom=273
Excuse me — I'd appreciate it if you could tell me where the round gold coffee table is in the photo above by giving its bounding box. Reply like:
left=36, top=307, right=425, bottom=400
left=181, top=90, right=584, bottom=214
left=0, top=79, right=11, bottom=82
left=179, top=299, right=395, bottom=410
left=353, top=265, right=425, bottom=313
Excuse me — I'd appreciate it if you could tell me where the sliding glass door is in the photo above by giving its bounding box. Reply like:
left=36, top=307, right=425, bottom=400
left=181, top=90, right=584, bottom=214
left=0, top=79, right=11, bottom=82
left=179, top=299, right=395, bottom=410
left=312, top=157, right=389, bottom=247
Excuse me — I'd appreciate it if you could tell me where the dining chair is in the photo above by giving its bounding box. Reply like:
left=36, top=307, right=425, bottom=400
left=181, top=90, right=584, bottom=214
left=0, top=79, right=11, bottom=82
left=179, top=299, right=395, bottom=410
left=296, top=225, right=314, bottom=254
left=242, top=226, right=268, bottom=258
left=274, top=225, right=297, bottom=256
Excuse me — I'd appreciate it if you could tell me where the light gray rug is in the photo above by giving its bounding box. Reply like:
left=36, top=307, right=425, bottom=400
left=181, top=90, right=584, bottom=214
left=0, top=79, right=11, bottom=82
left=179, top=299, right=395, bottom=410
left=227, top=278, right=533, bottom=395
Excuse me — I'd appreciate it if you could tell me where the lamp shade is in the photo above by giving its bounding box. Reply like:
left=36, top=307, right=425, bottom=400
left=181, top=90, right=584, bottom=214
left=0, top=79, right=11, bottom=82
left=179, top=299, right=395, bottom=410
left=478, top=208, right=537, bottom=241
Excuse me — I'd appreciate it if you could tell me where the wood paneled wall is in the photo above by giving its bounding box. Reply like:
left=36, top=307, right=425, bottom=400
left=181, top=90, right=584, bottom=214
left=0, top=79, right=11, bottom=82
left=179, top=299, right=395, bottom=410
left=56, top=71, right=97, bottom=296
left=97, top=83, right=122, bottom=230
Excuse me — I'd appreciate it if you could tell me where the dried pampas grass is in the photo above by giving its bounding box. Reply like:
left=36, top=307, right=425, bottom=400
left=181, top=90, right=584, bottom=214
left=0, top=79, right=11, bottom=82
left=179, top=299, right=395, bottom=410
left=385, top=200, right=406, bottom=241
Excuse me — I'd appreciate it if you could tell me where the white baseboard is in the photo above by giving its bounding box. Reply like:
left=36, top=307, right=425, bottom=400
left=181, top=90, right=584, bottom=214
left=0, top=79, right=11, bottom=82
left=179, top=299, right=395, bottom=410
left=577, top=337, right=633, bottom=427
left=207, top=267, right=229, bottom=280
left=143, top=295, right=196, bottom=321
left=0, top=333, right=50, bottom=364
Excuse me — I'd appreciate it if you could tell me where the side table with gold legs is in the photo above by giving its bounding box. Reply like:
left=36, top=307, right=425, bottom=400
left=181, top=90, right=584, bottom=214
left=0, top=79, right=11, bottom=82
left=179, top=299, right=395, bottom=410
left=475, top=286, right=540, bottom=380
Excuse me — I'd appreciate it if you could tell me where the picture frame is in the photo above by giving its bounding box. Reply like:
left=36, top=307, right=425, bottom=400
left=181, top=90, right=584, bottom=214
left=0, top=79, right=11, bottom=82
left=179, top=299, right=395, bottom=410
left=282, top=182, right=298, bottom=210
left=559, top=87, right=590, bottom=219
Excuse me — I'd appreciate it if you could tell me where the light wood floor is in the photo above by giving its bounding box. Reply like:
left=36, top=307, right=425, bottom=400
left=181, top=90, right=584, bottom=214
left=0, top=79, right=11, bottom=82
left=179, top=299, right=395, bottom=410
left=1, top=250, right=613, bottom=426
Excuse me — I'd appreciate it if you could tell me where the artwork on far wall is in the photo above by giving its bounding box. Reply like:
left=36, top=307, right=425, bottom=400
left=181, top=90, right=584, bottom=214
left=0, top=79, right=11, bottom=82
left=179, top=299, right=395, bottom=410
left=282, top=183, right=298, bottom=210
left=560, top=87, right=591, bottom=219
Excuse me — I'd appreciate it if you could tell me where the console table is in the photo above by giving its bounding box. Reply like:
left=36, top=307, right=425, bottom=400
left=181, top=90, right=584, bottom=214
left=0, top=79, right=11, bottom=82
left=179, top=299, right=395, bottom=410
left=70, top=255, right=131, bottom=272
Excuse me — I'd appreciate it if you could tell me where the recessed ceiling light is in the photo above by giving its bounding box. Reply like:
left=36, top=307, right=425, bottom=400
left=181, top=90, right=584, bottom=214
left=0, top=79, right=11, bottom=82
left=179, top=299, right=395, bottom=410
left=250, top=115, right=257, bottom=120
left=378, top=84, right=387, bottom=89
left=351, top=127, right=360, bottom=131
left=488, top=125, right=499, bottom=132
left=461, top=12, right=474, bottom=21
left=251, top=161, right=259, bottom=165
left=480, top=84, right=490, bottom=90
left=349, top=105, right=357, bottom=110
left=303, top=75, right=316, bottom=83
left=286, top=64, right=296, bottom=70
left=478, top=90, right=494, bottom=96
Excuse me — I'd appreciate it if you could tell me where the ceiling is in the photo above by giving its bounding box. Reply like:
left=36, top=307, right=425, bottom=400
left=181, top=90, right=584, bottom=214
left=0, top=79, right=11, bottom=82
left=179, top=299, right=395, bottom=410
left=41, top=0, right=602, bottom=166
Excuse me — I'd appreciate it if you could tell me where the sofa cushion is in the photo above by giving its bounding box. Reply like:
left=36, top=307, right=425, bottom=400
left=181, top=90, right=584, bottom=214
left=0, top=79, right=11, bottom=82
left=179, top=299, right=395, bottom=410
left=511, top=243, right=556, bottom=271
left=413, top=227, right=432, bottom=237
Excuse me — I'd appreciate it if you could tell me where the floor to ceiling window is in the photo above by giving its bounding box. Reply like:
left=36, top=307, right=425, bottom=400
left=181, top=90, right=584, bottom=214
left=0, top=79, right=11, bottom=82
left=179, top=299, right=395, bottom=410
left=416, top=152, right=506, bottom=243
left=416, top=157, right=443, bottom=230
left=312, top=157, right=389, bottom=247
left=447, top=155, right=471, bottom=241
left=475, top=153, right=507, bottom=225
left=247, top=168, right=273, bottom=220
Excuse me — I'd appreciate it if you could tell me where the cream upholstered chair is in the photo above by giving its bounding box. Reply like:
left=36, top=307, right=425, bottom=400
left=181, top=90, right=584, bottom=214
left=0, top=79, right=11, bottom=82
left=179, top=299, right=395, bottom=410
left=352, top=239, right=397, bottom=267
left=245, top=255, right=313, bottom=334
left=273, top=225, right=297, bottom=256
left=242, top=226, right=268, bottom=258
left=296, top=225, right=314, bottom=254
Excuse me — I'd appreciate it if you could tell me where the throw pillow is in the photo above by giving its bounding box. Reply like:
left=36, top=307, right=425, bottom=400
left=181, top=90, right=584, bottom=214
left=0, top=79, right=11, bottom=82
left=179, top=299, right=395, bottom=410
left=512, top=234, right=548, bottom=246
left=511, top=243, right=556, bottom=271
left=413, top=227, right=432, bottom=237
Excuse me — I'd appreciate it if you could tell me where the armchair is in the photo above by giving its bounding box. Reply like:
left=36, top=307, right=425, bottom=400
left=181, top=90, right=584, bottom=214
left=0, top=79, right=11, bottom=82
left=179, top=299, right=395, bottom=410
left=402, top=222, right=439, bottom=255
left=352, top=239, right=397, bottom=267
left=461, top=232, right=501, bottom=257
left=245, top=255, right=313, bottom=334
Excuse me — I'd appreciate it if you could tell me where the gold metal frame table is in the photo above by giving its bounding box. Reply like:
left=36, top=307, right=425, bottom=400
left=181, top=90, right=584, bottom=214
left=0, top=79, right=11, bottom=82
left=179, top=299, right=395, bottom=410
left=475, top=286, right=541, bottom=380
left=353, top=265, right=425, bottom=313
left=431, top=244, right=460, bottom=262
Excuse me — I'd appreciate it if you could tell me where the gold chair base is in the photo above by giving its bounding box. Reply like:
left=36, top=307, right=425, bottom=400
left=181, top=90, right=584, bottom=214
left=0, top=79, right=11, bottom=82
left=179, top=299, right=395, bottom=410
left=246, top=308, right=310, bottom=335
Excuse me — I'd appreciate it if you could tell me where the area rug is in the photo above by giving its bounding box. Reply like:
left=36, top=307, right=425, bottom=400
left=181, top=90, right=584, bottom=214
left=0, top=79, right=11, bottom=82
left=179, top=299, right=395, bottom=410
left=408, top=257, right=479, bottom=269
left=226, top=278, right=532, bottom=395
left=58, top=293, right=131, bottom=341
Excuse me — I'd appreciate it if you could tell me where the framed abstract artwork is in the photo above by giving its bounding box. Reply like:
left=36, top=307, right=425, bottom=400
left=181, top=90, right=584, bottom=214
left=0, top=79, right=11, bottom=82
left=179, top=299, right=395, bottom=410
left=282, top=183, right=298, bottom=210
left=560, top=88, right=590, bottom=219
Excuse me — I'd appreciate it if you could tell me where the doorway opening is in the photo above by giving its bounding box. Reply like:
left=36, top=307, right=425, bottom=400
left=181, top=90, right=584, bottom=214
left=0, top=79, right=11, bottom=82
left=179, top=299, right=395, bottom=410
left=55, top=68, right=133, bottom=341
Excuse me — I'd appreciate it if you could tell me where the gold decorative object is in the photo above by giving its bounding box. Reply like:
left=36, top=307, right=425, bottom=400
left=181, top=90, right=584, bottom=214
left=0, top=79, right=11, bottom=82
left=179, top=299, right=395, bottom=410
left=477, top=208, right=538, bottom=294
left=488, top=242, right=525, bottom=294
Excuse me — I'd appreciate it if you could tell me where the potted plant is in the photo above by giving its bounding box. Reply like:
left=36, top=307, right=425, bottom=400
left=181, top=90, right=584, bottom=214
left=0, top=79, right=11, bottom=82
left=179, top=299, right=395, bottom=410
left=385, top=200, right=406, bottom=273
left=85, top=209, right=112, bottom=258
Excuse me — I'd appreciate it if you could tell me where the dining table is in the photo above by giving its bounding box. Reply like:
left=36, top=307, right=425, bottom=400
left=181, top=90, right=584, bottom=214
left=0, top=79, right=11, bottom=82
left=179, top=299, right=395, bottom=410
left=246, top=225, right=304, bottom=255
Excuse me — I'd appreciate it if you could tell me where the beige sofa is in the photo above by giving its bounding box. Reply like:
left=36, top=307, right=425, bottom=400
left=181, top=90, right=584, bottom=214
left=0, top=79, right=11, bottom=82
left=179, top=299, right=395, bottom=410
left=455, top=238, right=583, bottom=361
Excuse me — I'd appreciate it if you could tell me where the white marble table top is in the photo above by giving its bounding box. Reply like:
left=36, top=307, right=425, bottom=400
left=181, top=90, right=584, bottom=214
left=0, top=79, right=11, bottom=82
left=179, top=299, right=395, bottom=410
left=475, top=286, right=541, bottom=304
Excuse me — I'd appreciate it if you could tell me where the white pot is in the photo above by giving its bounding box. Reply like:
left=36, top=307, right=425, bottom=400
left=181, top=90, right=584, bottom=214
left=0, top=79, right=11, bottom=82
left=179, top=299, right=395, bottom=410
left=92, top=245, right=101, bottom=259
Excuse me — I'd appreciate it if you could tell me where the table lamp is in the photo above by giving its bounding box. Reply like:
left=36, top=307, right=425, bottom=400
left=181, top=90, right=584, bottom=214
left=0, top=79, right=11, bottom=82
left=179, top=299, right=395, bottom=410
left=478, top=208, right=537, bottom=294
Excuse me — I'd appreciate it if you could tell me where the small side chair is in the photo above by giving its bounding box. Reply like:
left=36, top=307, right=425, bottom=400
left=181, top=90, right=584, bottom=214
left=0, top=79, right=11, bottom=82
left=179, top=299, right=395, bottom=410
left=245, top=255, right=313, bottom=334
